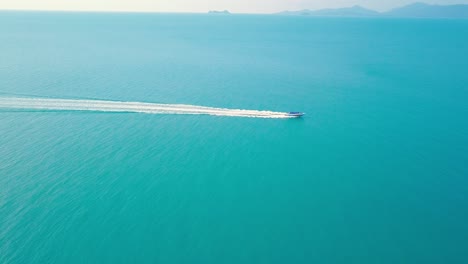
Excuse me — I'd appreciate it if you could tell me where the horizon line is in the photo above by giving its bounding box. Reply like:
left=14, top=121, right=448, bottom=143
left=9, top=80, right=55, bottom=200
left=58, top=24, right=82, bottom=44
left=1, top=2, right=467, bottom=16
left=0, top=8, right=257, bottom=15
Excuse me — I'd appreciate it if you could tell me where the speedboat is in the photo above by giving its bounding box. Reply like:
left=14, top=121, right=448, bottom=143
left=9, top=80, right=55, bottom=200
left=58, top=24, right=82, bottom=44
left=287, top=112, right=305, bottom=117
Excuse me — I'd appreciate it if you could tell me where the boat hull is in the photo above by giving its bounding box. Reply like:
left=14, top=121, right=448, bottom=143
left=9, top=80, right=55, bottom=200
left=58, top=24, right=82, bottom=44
left=287, top=112, right=305, bottom=117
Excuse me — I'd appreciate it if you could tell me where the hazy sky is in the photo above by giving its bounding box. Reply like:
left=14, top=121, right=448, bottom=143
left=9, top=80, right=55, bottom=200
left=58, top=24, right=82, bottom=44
left=1, top=0, right=468, bottom=13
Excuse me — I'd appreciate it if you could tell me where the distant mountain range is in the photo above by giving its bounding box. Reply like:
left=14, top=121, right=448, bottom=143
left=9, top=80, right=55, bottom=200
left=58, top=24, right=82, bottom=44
left=208, top=10, right=231, bottom=14
left=387, top=2, right=468, bottom=18
left=278, top=5, right=379, bottom=17
left=276, top=2, right=468, bottom=19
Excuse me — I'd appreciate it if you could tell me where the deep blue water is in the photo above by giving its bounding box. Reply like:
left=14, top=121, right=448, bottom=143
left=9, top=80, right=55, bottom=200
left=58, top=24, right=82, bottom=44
left=1, top=11, right=468, bottom=263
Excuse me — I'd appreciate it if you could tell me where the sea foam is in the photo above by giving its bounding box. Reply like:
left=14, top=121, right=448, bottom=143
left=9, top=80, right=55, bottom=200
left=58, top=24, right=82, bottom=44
left=0, top=97, right=293, bottom=119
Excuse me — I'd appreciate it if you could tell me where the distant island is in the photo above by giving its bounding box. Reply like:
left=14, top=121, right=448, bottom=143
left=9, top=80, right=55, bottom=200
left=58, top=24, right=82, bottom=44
left=386, top=2, right=468, bottom=18
left=208, top=10, right=231, bottom=14
left=276, top=2, right=468, bottom=19
left=278, top=5, right=379, bottom=17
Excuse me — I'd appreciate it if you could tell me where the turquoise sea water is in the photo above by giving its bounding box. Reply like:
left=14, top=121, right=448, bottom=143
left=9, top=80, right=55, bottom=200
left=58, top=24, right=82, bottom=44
left=1, top=11, right=468, bottom=263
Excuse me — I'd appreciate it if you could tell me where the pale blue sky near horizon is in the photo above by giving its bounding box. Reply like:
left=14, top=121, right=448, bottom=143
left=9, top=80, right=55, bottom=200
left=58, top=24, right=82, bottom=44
left=0, top=0, right=467, bottom=13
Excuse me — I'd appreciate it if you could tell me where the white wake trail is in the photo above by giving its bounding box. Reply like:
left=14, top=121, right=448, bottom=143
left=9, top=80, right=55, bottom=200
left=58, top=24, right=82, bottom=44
left=0, top=97, right=294, bottom=119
